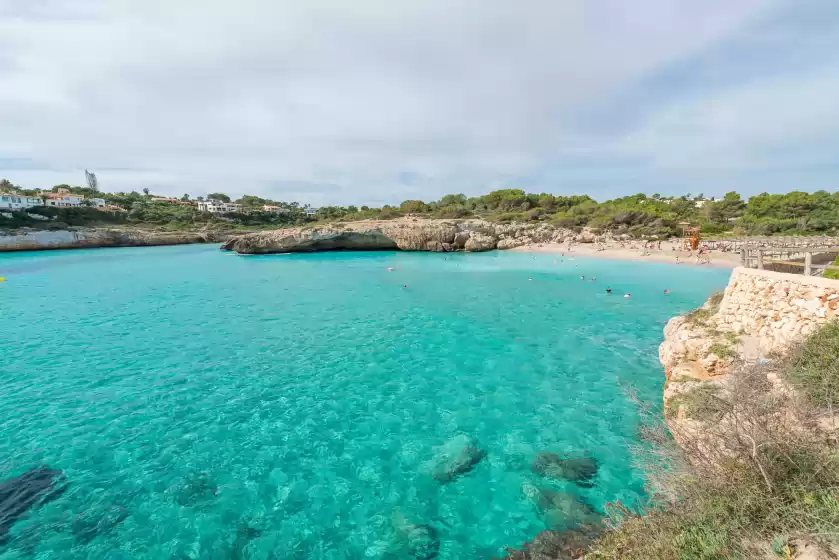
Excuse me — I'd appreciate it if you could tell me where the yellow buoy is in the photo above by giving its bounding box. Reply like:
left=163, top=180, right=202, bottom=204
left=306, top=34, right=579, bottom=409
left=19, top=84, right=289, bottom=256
left=0, top=278, right=5, bottom=282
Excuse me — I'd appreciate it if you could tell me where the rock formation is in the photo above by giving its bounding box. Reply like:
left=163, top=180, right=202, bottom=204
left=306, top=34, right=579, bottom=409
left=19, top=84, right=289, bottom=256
left=521, top=483, right=601, bottom=531
left=427, top=434, right=487, bottom=483
left=220, top=218, right=600, bottom=254
left=0, top=467, right=67, bottom=543
left=659, top=267, right=839, bottom=455
left=0, top=228, right=229, bottom=252
left=531, top=452, right=598, bottom=487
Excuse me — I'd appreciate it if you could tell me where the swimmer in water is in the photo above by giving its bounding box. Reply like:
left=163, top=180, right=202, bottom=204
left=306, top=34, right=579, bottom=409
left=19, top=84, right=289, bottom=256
left=528, top=277, right=533, bottom=281
left=624, top=293, right=631, bottom=298
left=664, top=289, right=671, bottom=295
left=580, top=276, right=585, bottom=280
left=606, top=287, right=612, bottom=293
left=592, top=276, right=596, bottom=281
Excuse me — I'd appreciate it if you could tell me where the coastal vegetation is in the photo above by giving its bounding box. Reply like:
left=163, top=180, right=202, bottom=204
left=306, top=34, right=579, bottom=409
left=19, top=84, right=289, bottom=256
left=3, top=177, right=839, bottom=238
left=588, top=321, right=839, bottom=559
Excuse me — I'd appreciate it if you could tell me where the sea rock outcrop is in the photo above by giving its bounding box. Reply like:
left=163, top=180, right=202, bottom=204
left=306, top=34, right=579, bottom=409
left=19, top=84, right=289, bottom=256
left=220, top=218, right=602, bottom=254
left=0, top=467, right=67, bottom=543
left=532, top=453, right=598, bottom=487
left=427, top=434, right=487, bottom=483
left=521, top=483, right=600, bottom=531
left=0, top=228, right=229, bottom=252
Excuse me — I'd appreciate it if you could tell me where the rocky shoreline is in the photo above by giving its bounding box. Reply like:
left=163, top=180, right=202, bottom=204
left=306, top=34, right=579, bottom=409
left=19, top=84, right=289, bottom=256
left=0, top=228, right=230, bottom=252
left=220, top=218, right=601, bottom=254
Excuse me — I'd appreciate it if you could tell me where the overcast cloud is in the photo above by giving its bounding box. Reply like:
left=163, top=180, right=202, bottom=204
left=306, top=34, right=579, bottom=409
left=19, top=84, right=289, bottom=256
left=0, top=0, right=837, bottom=205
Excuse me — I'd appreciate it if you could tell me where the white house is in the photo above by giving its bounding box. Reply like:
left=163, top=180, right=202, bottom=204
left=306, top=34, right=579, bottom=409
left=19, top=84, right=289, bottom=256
left=89, top=198, right=106, bottom=208
left=197, top=199, right=242, bottom=213
left=45, top=193, right=85, bottom=207
left=262, top=205, right=288, bottom=214
left=304, top=206, right=318, bottom=217
left=0, top=194, right=43, bottom=210
left=694, top=198, right=718, bottom=208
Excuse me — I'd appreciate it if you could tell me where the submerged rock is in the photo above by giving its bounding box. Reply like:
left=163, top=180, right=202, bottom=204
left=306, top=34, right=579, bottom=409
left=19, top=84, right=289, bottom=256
left=532, top=452, right=598, bottom=487
left=169, top=472, right=218, bottom=507
left=501, top=525, right=603, bottom=560
left=0, top=467, right=67, bottom=543
left=72, top=504, right=130, bottom=544
left=390, top=511, right=440, bottom=559
left=429, top=435, right=487, bottom=483
left=522, top=483, right=601, bottom=531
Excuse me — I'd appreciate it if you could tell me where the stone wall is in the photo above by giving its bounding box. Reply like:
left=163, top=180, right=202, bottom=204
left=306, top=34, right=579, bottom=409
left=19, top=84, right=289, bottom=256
left=716, top=267, right=839, bottom=355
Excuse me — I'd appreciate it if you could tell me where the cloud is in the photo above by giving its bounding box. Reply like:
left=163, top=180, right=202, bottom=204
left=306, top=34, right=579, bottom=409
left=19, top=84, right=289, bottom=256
left=0, top=0, right=836, bottom=204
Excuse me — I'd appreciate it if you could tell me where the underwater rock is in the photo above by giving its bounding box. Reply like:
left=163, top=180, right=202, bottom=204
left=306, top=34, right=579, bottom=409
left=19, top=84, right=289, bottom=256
left=522, top=483, right=600, bottom=531
left=72, top=504, right=129, bottom=544
left=429, top=435, right=487, bottom=483
left=532, top=452, right=598, bottom=487
left=391, top=511, right=440, bottom=559
left=501, top=525, right=603, bottom=560
left=0, top=467, right=67, bottom=543
left=169, top=472, right=218, bottom=507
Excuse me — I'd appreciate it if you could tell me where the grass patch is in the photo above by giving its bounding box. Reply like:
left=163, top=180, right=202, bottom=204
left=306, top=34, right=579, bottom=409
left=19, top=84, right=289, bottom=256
left=708, top=342, right=737, bottom=360
left=785, top=321, right=839, bottom=408
left=666, top=384, right=727, bottom=422
left=824, top=255, right=839, bottom=280
left=685, top=308, right=713, bottom=326
left=685, top=292, right=725, bottom=327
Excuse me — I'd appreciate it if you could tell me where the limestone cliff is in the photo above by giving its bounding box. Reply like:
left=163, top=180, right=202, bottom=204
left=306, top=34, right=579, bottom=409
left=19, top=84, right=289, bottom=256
left=221, top=218, right=590, bottom=254
left=0, top=228, right=229, bottom=252
left=660, top=267, right=839, bottom=446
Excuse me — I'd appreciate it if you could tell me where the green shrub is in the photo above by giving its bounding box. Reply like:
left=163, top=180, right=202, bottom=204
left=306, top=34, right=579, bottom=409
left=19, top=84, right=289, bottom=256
left=785, top=321, right=839, bottom=407
left=667, top=384, right=727, bottom=422
left=708, top=343, right=737, bottom=360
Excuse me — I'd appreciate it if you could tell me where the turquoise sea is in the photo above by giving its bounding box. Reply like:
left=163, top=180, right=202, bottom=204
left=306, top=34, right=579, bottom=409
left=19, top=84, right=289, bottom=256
left=0, top=245, right=729, bottom=559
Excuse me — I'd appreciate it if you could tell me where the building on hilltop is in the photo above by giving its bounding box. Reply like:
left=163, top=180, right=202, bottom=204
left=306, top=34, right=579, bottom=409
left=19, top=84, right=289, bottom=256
left=0, top=194, right=43, bottom=210
left=197, top=199, right=242, bottom=213
left=43, top=193, right=105, bottom=208
left=304, top=206, right=318, bottom=217
left=262, top=205, right=288, bottom=214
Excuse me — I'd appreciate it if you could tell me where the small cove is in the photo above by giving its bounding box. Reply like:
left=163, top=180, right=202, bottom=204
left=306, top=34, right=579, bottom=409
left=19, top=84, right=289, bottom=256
left=0, top=245, right=730, bottom=558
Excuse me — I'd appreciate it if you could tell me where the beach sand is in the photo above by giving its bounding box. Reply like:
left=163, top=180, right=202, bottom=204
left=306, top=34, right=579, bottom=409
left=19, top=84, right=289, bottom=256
left=511, top=242, right=741, bottom=269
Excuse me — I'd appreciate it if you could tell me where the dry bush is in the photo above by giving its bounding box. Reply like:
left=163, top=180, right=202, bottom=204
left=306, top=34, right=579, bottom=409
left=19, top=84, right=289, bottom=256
left=588, top=349, right=839, bottom=560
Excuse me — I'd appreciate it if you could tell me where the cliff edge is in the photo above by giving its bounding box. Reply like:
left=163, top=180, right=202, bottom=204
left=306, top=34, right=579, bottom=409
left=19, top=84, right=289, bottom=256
left=0, top=228, right=229, bottom=252
left=220, top=218, right=600, bottom=254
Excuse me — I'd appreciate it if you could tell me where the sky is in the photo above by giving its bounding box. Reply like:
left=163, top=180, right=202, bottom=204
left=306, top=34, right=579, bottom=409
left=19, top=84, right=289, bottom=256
left=0, top=0, right=837, bottom=206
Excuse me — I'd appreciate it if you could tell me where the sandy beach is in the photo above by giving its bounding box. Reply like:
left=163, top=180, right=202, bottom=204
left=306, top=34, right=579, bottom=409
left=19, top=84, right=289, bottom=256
left=511, top=242, right=741, bottom=269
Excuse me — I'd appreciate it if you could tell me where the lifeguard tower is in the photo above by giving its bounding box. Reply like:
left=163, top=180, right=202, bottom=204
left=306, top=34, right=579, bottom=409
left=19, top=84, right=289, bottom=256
left=679, top=222, right=700, bottom=250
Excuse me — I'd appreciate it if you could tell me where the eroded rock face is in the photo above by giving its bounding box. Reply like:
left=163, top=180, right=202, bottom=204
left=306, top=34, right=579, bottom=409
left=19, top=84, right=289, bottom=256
left=0, top=228, right=229, bottom=252
left=221, top=218, right=588, bottom=255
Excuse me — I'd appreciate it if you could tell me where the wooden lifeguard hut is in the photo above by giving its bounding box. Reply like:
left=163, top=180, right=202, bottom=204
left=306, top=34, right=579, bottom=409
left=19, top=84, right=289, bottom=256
left=679, top=222, right=700, bottom=250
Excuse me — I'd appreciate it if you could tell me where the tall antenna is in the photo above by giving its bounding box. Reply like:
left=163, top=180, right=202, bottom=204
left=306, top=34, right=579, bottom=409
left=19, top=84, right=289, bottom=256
left=85, top=170, right=98, bottom=192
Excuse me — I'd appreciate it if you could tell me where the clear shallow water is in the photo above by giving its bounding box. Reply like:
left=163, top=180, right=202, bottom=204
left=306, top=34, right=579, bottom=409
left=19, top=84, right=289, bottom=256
left=0, top=246, right=730, bottom=559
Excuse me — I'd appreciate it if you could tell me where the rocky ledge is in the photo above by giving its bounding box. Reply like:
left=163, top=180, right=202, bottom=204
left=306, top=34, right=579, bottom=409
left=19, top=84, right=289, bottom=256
left=220, top=218, right=601, bottom=254
left=0, top=228, right=229, bottom=252
left=659, top=267, right=839, bottom=455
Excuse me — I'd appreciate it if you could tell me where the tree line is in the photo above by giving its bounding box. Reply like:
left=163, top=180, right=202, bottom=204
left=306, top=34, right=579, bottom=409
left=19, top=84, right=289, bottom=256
left=2, top=178, right=838, bottom=237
